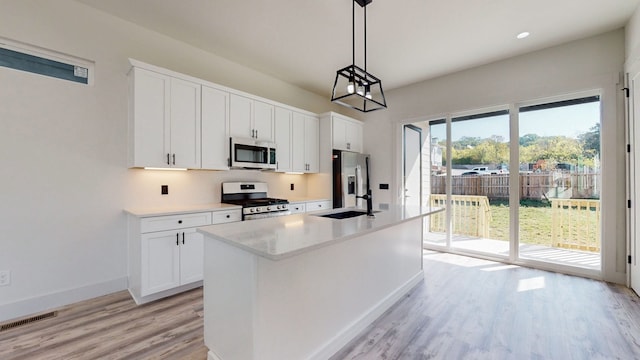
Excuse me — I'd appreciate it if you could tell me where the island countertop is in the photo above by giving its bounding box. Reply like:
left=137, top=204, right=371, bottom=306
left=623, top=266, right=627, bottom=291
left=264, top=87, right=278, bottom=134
left=197, top=205, right=443, bottom=260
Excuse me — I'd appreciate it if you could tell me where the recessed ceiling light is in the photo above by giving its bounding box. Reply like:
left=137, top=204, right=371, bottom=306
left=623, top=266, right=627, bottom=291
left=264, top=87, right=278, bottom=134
left=517, top=32, right=530, bottom=39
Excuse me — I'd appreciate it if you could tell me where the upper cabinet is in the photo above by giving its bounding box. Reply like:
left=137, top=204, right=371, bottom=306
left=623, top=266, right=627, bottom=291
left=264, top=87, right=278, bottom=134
left=274, top=107, right=292, bottom=172
left=229, top=94, right=274, bottom=142
left=331, top=113, right=363, bottom=153
left=319, top=112, right=364, bottom=173
left=274, top=107, right=319, bottom=173
left=128, top=60, right=319, bottom=172
left=201, top=86, right=230, bottom=170
left=129, top=66, right=201, bottom=169
left=292, top=113, right=319, bottom=173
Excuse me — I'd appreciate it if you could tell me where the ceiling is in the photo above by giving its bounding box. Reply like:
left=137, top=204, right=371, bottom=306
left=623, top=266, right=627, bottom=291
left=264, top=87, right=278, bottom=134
left=76, top=0, right=638, bottom=98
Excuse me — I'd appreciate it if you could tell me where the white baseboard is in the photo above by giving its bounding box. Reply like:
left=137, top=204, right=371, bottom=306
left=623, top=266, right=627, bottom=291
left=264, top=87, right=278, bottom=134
left=0, top=277, right=128, bottom=323
left=308, top=271, right=424, bottom=360
left=129, top=281, right=202, bottom=305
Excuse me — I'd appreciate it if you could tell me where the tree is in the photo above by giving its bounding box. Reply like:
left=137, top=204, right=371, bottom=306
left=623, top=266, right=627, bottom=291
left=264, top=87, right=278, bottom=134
left=578, top=124, right=600, bottom=158
left=519, top=133, right=540, bottom=147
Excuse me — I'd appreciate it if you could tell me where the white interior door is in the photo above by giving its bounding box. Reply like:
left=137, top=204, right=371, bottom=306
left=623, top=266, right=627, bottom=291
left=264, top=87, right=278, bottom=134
left=629, top=66, right=640, bottom=294
left=403, top=125, right=422, bottom=206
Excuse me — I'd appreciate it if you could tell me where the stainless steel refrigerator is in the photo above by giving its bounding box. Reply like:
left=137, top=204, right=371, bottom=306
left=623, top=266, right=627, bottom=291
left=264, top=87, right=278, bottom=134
left=332, top=150, right=370, bottom=209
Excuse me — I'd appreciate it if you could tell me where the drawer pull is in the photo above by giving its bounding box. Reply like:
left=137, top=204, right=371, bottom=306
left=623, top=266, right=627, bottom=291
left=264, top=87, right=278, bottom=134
left=178, top=220, right=183, bottom=224
left=226, top=214, right=230, bottom=218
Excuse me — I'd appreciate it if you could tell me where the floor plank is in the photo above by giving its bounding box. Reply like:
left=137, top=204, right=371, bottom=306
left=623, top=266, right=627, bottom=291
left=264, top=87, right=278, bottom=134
left=332, top=251, right=640, bottom=360
left=2, top=252, right=639, bottom=359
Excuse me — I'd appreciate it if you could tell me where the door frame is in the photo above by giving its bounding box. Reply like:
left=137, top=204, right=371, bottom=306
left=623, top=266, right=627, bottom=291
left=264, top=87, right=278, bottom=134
left=403, top=124, right=423, bottom=207
left=626, top=60, right=640, bottom=293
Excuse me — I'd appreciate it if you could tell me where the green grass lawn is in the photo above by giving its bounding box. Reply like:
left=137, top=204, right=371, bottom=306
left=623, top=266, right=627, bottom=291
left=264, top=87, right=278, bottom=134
left=483, top=200, right=599, bottom=249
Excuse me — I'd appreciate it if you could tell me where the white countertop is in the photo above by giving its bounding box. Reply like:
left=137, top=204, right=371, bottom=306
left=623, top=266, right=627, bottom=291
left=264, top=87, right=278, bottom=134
left=124, top=203, right=241, bottom=217
left=198, top=205, right=444, bottom=260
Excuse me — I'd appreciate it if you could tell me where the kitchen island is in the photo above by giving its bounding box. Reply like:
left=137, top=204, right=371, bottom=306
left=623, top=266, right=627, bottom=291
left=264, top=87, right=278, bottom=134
left=198, top=205, right=443, bottom=360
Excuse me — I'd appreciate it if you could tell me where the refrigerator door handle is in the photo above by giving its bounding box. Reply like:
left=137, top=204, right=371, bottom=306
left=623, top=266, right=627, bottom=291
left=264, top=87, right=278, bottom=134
left=355, top=165, right=363, bottom=207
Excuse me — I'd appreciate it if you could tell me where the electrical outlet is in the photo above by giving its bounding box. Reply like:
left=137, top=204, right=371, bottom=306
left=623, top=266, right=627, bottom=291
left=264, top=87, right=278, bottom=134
left=290, top=183, right=294, bottom=191
left=0, top=270, right=10, bottom=286
left=161, top=185, right=169, bottom=195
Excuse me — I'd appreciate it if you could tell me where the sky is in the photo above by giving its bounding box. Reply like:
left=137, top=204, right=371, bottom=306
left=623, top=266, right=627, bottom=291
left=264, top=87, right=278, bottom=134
left=429, top=102, right=600, bottom=143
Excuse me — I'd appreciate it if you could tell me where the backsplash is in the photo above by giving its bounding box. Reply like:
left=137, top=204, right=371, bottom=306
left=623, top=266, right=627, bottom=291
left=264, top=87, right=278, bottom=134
left=125, top=169, right=311, bottom=210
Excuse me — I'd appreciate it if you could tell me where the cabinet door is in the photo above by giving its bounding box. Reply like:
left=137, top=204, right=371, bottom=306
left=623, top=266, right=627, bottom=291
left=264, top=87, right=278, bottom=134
left=304, top=115, right=319, bottom=173
left=179, top=229, right=204, bottom=284
left=253, top=100, right=274, bottom=141
left=229, top=94, right=253, bottom=138
left=332, top=116, right=348, bottom=151
left=345, top=120, right=363, bottom=153
left=130, top=68, right=170, bottom=168
left=291, top=112, right=306, bottom=172
left=202, top=86, right=230, bottom=170
left=141, top=231, right=181, bottom=296
left=170, top=78, right=201, bottom=168
left=274, top=107, right=292, bottom=172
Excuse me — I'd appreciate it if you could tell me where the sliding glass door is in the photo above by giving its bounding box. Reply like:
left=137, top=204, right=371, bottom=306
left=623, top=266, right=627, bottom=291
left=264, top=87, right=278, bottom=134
left=447, top=110, right=511, bottom=258
left=517, top=96, right=601, bottom=270
left=409, top=93, right=602, bottom=274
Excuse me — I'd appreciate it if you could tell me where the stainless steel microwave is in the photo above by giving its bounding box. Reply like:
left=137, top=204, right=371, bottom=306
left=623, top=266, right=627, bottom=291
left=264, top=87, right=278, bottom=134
left=230, top=137, right=277, bottom=170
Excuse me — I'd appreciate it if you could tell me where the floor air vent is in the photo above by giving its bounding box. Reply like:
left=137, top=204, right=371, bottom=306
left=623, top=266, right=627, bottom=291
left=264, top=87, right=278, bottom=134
left=0, top=311, right=57, bottom=332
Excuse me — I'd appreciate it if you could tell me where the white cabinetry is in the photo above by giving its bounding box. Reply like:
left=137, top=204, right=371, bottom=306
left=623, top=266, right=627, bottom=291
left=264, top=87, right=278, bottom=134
left=292, top=113, right=319, bottom=173
left=129, top=66, right=201, bottom=169
left=305, top=200, right=332, bottom=212
left=289, top=202, right=306, bottom=214
left=274, top=107, right=292, bottom=172
left=201, top=86, right=230, bottom=170
left=128, top=208, right=241, bottom=304
left=331, top=113, right=363, bottom=152
left=229, top=94, right=274, bottom=141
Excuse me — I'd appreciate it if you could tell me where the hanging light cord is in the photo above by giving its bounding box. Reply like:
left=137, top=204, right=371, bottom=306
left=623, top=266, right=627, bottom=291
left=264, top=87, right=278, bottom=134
left=364, top=3, right=367, bottom=76
left=352, top=0, right=355, bottom=68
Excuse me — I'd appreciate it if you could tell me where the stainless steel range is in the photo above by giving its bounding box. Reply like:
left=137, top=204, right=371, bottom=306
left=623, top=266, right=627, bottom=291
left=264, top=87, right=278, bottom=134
left=221, top=182, right=290, bottom=220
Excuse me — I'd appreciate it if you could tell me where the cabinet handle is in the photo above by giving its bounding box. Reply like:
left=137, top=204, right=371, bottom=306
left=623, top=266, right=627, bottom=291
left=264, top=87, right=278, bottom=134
left=182, top=232, right=185, bottom=245
left=178, top=220, right=183, bottom=224
left=167, top=153, right=170, bottom=165
left=176, top=233, right=179, bottom=246
left=256, top=129, right=258, bottom=138
left=226, top=214, right=230, bottom=218
left=172, top=154, right=176, bottom=165
left=251, top=129, right=255, bottom=138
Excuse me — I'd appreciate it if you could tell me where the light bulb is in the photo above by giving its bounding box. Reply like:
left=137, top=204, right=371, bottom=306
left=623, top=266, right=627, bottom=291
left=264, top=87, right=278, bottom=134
left=347, top=83, right=355, bottom=94
left=365, top=85, right=372, bottom=99
left=356, top=84, right=365, bottom=96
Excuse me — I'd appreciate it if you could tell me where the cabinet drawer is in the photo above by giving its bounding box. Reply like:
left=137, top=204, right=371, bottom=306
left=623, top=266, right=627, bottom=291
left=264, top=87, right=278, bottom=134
left=141, top=212, right=212, bottom=233
left=289, top=203, right=306, bottom=214
left=212, top=209, right=242, bottom=224
left=305, top=200, right=332, bottom=212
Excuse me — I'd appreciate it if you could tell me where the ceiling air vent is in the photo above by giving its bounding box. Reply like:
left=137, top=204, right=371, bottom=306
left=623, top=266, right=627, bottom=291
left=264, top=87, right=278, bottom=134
left=0, top=311, right=58, bottom=332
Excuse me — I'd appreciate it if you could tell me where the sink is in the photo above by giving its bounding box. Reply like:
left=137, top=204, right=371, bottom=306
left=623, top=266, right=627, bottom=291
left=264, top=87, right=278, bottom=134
left=316, top=210, right=376, bottom=220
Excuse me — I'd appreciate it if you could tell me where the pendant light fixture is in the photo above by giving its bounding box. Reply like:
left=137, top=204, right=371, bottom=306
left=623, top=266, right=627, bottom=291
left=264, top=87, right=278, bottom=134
left=331, top=0, right=387, bottom=112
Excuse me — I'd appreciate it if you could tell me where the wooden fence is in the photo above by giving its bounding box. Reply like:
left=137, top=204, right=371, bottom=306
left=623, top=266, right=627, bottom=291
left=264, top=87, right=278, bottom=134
left=429, top=194, right=491, bottom=238
left=431, top=173, right=600, bottom=200
left=551, top=199, right=601, bottom=252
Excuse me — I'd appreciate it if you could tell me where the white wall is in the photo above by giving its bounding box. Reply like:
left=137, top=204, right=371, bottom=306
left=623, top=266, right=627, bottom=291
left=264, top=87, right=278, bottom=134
left=626, top=4, right=640, bottom=66
left=0, top=0, right=333, bottom=322
left=362, top=30, right=627, bottom=284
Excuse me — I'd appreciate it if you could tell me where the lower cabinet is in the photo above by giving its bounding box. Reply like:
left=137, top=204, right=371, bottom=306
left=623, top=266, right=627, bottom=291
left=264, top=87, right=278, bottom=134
left=305, top=200, right=332, bottom=213
left=140, top=227, right=203, bottom=296
left=289, top=200, right=332, bottom=214
left=128, top=208, right=241, bottom=304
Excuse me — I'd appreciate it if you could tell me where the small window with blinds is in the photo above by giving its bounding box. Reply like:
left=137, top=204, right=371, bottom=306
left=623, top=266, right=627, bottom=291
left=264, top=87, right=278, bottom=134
left=0, top=39, right=92, bottom=85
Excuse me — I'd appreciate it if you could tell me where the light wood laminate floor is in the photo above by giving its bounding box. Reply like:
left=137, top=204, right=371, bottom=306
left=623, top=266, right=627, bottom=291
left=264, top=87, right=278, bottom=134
left=2, top=251, right=640, bottom=359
